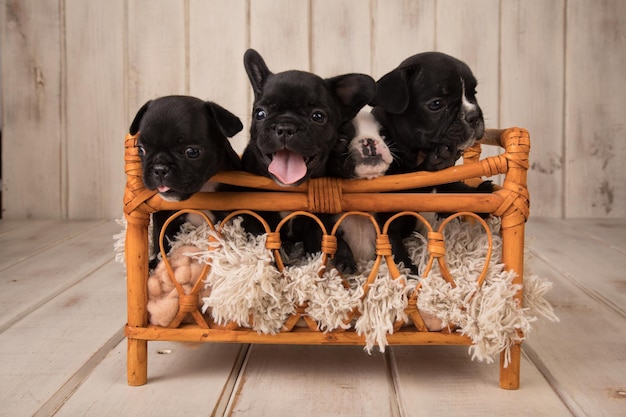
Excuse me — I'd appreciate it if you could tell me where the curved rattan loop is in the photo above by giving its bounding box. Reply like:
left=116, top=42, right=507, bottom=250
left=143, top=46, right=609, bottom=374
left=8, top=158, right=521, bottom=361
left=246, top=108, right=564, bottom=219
left=218, top=209, right=284, bottom=271
left=381, top=211, right=436, bottom=280
left=276, top=210, right=328, bottom=234
left=157, top=209, right=215, bottom=329
left=275, top=211, right=330, bottom=276
left=220, top=209, right=272, bottom=233
left=330, top=211, right=381, bottom=236
left=436, top=212, right=493, bottom=290
left=381, top=211, right=433, bottom=235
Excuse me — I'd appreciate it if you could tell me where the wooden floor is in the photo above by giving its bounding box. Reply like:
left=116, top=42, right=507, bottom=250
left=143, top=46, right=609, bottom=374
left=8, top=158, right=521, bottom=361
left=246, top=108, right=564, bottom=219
left=0, top=217, right=624, bottom=417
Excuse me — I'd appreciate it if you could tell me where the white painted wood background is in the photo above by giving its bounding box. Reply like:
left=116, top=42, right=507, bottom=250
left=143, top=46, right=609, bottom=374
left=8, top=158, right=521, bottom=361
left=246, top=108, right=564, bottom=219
left=1, top=0, right=625, bottom=220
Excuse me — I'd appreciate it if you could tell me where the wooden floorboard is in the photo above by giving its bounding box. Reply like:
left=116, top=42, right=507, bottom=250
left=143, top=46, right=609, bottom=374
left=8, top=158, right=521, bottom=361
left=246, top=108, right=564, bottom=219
left=526, top=218, right=626, bottom=317
left=390, top=346, right=573, bottom=417
left=0, top=259, right=126, bottom=417
left=0, top=217, right=623, bottom=417
left=0, top=219, right=106, bottom=271
left=53, top=341, right=247, bottom=417
left=225, top=345, right=400, bottom=417
left=522, top=221, right=626, bottom=417
left=0, top=221, right=122, bottom=333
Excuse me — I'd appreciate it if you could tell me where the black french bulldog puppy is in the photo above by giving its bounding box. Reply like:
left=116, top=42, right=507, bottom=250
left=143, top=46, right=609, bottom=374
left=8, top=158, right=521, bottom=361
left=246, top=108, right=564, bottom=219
left=326, top=107, right=392, bottom=273
left=242, top=48, right=376, bottom=187
left=240, top=49, right=376, bottom=266
left=371, top=51, right=485, bottom=173
left=371, top=52, right=492, bottom=274
left=129, top=95, right=243, bottom=267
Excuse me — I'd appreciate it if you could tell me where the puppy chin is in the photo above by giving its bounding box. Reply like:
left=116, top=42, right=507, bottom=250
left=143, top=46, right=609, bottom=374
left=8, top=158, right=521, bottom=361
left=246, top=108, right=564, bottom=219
left=354, top=162, right=390, bottom=179
left=158, top=192, right=183, bottom=202
left=457, top=137, right=477, bottom=151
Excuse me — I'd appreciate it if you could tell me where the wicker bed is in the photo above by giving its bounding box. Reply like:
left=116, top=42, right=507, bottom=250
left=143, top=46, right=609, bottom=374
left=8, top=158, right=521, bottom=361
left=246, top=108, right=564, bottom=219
left=123, top=127, right=530, bottom=390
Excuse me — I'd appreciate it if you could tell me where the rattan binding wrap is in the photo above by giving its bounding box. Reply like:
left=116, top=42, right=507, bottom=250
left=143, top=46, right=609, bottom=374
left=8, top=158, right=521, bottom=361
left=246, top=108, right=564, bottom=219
left=123, top=127, right=530, bottom=389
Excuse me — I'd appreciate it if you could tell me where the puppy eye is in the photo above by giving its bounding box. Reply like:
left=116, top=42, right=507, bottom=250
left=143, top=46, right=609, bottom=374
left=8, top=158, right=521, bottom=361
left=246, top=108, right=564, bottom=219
left=185, top=147, right=201, bottom=159
left=254, top=108, right=267, bottom=121
left=137, top=145, right=146, bottom=157
left=427, top=99, right=444, bottom=111
left=311, top=111, right=327, bottom=123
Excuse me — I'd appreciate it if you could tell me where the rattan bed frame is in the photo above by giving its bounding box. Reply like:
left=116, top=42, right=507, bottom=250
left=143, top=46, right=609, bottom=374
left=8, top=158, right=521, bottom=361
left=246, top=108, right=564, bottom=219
left=123, top=127, right=530, bottom=389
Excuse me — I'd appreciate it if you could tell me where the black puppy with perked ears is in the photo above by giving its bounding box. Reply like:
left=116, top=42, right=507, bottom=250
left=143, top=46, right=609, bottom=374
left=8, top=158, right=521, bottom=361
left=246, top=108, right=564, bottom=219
left=371, top=52, right=493, bottom=275
left=129, top=95, right=243, bottom=268
left=240, top=49, right=377, bottom=267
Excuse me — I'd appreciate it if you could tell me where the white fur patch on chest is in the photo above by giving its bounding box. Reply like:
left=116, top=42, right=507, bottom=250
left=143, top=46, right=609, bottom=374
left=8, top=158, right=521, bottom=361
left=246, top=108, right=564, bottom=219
left=461, top=78, right=477, bottom=114
left=339, top=215, right=377, bottom=262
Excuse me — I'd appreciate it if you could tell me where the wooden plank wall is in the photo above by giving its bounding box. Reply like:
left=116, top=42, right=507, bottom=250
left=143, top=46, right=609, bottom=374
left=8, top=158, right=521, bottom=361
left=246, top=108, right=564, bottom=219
left=1, top=0, right=625, bottom=220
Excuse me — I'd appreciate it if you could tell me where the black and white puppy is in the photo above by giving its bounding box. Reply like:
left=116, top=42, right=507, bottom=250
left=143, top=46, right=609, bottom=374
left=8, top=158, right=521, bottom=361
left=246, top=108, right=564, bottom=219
left=129, top=95, right=243, bottom=267
left=371, top=52, right=492, bottom=274
left=327, top=106, right=392, bottom=273
left=372, top=51, right=485, bottom=174
left=241, top=49, right=376, bottom=262
left=242, top=49, right=376, bottom=187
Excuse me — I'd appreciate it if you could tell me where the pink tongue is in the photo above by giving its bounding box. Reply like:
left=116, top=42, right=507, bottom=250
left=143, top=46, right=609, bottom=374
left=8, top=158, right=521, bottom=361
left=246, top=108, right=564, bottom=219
left=268, top=150, right=307, bottom=185
left=158, top=186, right=171, bottom=193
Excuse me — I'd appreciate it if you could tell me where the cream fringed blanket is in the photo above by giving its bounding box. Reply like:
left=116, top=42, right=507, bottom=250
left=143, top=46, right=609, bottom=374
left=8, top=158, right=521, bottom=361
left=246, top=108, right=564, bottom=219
left=116, top=215, right=558, bottom=364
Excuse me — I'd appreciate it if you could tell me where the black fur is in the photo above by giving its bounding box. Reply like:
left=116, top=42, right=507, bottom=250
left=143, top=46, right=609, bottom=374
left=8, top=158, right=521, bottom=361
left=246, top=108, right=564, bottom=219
left=129, top=95, right=243, bottom=267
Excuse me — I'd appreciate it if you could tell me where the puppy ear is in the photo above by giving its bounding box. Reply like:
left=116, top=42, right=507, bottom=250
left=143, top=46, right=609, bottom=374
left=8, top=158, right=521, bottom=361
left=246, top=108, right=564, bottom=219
left=371, top=69, right=411, bottom=114
left=129, top=100, right=152, bottom=134
left=204, top=101, right=244, bottom=138
left=327, top=74, right=377, bottom=119
left=243, top=49, right=272, bottom=97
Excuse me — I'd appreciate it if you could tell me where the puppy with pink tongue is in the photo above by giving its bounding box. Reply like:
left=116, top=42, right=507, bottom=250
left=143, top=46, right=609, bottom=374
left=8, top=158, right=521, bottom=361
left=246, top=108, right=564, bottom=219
left=240, top=48, right=376, bottom=265
left=241, top=49, right=375, bottom=187
left=268, top=149, right=308, bottom=185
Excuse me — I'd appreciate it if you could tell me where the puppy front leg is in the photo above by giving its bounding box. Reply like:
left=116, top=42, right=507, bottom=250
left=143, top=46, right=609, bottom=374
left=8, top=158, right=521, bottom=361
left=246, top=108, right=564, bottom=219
left=332, top=231, right=358, bottom=275
left=417, top=144, right=461, bottom=172
left=150, top=210, right=185, bottom=270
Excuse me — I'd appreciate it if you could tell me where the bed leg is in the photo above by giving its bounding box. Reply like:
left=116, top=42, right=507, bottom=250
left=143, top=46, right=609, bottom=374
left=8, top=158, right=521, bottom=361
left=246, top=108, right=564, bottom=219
left=124, top=216, right=150, bottom=386
left=128, top=338, right=148, bottom=386
left=499, top=344, right=521, bottom=389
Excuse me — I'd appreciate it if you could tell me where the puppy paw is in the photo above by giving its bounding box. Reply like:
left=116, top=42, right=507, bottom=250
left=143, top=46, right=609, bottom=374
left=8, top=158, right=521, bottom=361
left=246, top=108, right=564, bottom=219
left=419, top=145, right=461, bottom=171
left=333, top=255, right=358, bottom=275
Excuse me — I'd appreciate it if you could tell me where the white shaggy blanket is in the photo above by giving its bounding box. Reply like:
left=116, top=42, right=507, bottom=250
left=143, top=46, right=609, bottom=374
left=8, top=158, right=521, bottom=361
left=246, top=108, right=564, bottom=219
left=116, top=215, right=558, bottom=365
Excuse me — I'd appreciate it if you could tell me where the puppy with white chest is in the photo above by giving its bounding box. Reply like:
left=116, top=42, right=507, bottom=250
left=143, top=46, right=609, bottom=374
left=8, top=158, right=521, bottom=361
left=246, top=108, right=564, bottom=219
left=129, top=95, right=243, bottom=267
left=327, top=107, right=392, bottom=273
left=241, top=48, right=376, bottom=261
left=371, top=52, right=492, bottom=274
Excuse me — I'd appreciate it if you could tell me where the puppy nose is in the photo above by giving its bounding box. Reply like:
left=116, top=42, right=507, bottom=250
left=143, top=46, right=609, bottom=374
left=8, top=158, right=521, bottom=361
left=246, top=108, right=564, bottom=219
left=465, top=110, right=482, bottom=126
left=360, top=138, right=377, bottom=156
left=275, top=123, right=297, bottom=140
left=153, top=163, right=169, bottom=178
